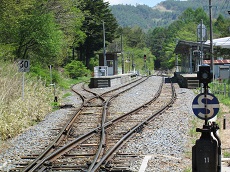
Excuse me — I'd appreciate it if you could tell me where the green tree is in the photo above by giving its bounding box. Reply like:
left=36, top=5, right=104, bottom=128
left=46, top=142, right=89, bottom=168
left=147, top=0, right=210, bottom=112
left=125, top=27, right=146, bottom=49
left=147, top=7, right=211, bottom=70
left=178, top=8, right=195, bottom=24
left=214, top=14, right=230, bottom=37
left=77, top=0, right=118, bottom=68
left=0, top=0, right=63, bottom=65
left=45, top=0, right=86, bottom=63
left=0, top=0, right=86, bottom=67
left=194, top=7, right=209, bottom=25
left=17, top=12, right=63, bottom=64
left=147, top=27, right=167, bottom=69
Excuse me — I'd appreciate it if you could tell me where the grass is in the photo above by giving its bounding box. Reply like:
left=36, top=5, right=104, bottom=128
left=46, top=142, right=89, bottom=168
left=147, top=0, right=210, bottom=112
left=62, top=92, right=72, bottom=99
left=210, top=81, right=230, bottom=106
left=0, top=60, right=91, bottom=141
left=216, top=94, right=230, bottom=106
left=59, top=76, right=90, bottom=89
left=183, top=168, right=192, bottom=172
left=223, top=151, right=230, bottom=158
left=0, top=61, right=55, bottom=140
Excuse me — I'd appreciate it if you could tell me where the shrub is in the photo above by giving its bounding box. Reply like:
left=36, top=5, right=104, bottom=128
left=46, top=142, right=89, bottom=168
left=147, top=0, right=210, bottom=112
left=30, top=64, right=61, bottom=86
left=64, top=60, right=90, bottom=79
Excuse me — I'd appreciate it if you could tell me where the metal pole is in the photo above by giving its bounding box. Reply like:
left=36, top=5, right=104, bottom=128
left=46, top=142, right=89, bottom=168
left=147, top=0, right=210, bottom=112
left=175, top=39, right=179, bottom=72
left=128, top=53, right=130, bottom=72
left=200, top=19, right=204, bottom=65
left=22, top=72, right=25, bottom=100
left=209, top=0, right=214, bottom=76
left=189, top=48, right=193, bottom=73
left=103, top=21, right=106, bottom=66
left=50, top=65, right=52, bottom=85
left=131, top=54, right=134, bottom=72
left=121, top=34, right=124, bottom=74
left=176, top=55, right=179, bottom=72
left=204, top=83, right=208, bottom=126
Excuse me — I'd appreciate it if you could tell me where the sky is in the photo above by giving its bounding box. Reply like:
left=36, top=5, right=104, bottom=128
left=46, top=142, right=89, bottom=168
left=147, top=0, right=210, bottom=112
left=104, top=0, right=164, bottom=7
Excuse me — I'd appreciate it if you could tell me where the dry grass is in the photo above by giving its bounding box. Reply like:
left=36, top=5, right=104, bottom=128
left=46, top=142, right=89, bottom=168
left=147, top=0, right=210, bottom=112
left=0, top=61, right=53, bottom=140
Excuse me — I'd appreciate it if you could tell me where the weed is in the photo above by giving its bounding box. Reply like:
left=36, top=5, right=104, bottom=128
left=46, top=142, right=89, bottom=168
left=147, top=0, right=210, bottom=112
left=183, top=168, right=192, bottom=172
left=223, top=151, right=230, bottom=158
left=63, top=92, right=72, bottom=99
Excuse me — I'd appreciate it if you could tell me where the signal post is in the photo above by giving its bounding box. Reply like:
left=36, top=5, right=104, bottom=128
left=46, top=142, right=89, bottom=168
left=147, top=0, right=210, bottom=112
left=192, top=65, right=221, bottom=172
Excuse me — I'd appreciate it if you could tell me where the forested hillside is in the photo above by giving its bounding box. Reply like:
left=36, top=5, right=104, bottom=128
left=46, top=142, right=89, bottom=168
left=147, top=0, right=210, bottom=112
left=110, top=0, right=230, bottom=30
left=0, top=0, right=229, bottom=75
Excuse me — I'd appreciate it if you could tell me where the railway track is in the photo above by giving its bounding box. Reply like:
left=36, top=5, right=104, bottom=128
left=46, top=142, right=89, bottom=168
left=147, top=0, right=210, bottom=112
left=12, top=76, right=146, bottom=171
left=12, top=75, right=176, bottom=171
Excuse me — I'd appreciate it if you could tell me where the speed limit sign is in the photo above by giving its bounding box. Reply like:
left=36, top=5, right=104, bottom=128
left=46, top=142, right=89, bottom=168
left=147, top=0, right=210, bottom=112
left=18, top=59, right=30, bottom=72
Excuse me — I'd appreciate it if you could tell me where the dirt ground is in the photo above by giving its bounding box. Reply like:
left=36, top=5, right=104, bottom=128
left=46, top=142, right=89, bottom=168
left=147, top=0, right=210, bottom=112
left=219, top=103, right=230, bottom=167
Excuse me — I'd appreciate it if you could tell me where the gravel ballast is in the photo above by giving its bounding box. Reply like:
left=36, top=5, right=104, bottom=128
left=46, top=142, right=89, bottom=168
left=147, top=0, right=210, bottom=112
left=0, top=76, right=196, bottom=171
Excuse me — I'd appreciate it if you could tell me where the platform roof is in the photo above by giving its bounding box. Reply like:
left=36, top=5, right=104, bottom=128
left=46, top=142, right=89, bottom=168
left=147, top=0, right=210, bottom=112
left=174, top=40, right=210, bottom=55
left=205, top=37, right=230, bottom=49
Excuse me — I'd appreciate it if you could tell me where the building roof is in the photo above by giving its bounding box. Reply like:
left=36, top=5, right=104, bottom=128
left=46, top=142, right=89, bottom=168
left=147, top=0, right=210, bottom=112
left=205, top=37, right=230, bottom=49
left=174, top=40, right=210, bottom=55
left=203, top=59, right=230, bottom=64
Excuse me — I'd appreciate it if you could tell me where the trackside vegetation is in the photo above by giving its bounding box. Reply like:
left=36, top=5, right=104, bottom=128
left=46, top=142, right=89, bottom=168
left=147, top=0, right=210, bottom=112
left=0, top=60, right=91, bottom=140
left=0, top=61, right=53, bottom=140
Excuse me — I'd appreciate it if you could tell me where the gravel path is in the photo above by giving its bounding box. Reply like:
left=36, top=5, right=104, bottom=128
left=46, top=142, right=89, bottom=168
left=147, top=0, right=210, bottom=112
left=0, top=76, right=196, bottom=171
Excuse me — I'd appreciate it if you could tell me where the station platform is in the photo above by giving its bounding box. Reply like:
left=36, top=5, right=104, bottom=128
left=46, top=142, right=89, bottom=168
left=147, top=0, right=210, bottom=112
left=89, top=73, right=137, bottom=88
left=172, top=72, right=199, bottom=89
left=181, top=74, right=199, bottom=89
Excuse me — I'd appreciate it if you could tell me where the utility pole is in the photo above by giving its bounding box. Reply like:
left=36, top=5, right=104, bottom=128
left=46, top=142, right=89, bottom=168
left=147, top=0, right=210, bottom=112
left=131, top=53, right=134, bottom=72
left=121, top=34, right=124, bottom=74
left=209, top=0, right=214, bottom=75
left=103, top=21, right=106, bottom=66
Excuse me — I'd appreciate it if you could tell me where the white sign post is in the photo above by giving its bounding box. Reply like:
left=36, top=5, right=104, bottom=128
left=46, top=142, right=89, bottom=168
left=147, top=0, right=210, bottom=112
left=18, top=59, right=30, bottom=100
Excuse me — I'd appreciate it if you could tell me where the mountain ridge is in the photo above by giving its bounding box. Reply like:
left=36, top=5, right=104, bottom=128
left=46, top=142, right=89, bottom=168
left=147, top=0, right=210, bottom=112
left=110, top=0, right=229, bottom=30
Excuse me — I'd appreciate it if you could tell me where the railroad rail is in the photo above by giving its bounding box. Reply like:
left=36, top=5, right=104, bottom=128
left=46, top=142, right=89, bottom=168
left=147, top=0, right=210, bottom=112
left=13, top=76, right=176, bottom=171
left=13, top=76, right=146, bottom=171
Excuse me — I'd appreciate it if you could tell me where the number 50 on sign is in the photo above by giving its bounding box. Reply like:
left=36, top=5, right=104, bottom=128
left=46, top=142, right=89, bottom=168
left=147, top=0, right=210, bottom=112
left=18, top=59, right=30, bottom=72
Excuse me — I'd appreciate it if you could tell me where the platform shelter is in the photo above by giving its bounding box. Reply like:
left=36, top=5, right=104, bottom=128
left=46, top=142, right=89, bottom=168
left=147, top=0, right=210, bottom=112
left=174, top=40, right=210, bottom=73
left=99, top=53, right=118, bottom=76
left=173, top=40, right=210, bottom=88
left=89, top=53, right=137, bottom=88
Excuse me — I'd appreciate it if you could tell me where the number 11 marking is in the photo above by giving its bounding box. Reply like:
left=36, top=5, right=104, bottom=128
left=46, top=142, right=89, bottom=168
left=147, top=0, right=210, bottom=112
left=204, top=157, right=209, bottom=163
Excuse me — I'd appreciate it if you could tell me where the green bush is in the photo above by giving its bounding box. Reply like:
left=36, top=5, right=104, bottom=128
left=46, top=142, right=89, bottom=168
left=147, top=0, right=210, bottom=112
left=30, top=64, right=61, bottom=86
left=64, top=60, right=90, bottom=79
left=88, top=56, right=99, bottom=71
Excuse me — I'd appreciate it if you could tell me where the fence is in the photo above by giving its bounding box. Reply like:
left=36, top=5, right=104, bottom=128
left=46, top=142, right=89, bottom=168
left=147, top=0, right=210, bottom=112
left=210, top=81, right=230, bottom=97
